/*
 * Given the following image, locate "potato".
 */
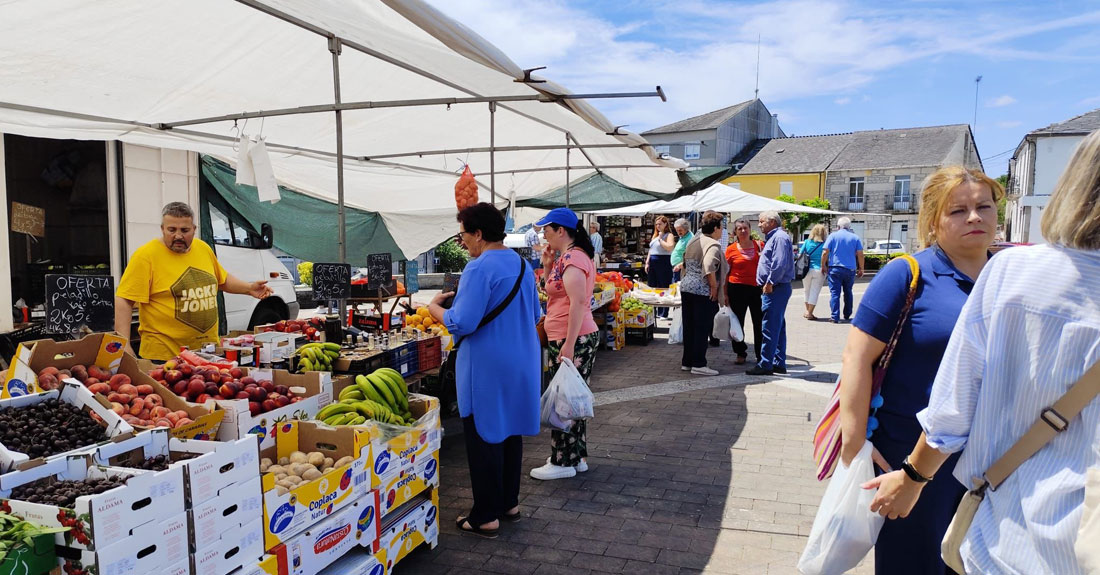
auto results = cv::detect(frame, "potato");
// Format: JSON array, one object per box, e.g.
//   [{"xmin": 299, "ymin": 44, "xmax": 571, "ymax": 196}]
[
  {"xmin": 275, "ymin": 485, "xmax": 289, "ymax": 496},
  {"xmin": 267, "ymin": 465, "xmax": 286, "ymax": 476},
  {"xmin": 275, "ymin": 472, "xmax": 288, "ymax": 481},
  {"xmin": 290, "ymin": 463, "xmax": 316, "ymax": 477},
  {"xmin": 260, "ymin": 458, "xmax": 273, "ymax": 472},
  {"xmin": 323, "ymin": 457, "xmax": 334, "ymax": 470},
  {"xmin": 301, "ymin": 468, "xmax": 322, "ymax": 481},
  {"xmin": 284, "ymin": 475, "xmax": 303, "ymax": 486},
  {"xmin": 276, "ymin": 478, "xmax": 296, "ymax": 490},
  {"xmin": 307, "ymin": 452, "xmax": 325, "ymax": 467},
  {"xmin": 334, "ymin": 456, "xmax": 354, "ymax": 468},
  {"xmin": 278, "ymin": 457, "xmax": 290, "ymax": 466},
  {"xmin": 289, "ymin": 451, "xmax": 308, "ymax": 464}
]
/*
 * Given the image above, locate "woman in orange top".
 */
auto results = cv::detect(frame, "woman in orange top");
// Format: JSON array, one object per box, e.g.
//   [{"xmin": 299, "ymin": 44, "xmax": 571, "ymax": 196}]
[{"xmin": 725, "ymin": 218, "xmax": 764, "ymax": 364}]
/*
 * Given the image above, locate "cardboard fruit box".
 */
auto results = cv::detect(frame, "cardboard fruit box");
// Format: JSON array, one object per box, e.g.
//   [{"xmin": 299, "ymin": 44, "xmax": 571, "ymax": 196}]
[
  {"xmin": 216, "ymin": 369, "xmax": 338, "ymax": 451},
  {"xmin": 118, "ymin": 354, "xmax": 225, "ymax": 440},
  {"xmin": 191, "ymin": 515, "xmax": 265, "ymax": 575},
  {"xmin": 2, "ymin": 332, "xmax": 127, "ymax": 398},
  {"xmin": 54, "ymin": 511, "xmax": 189, "ymax": 575},
  {"xmin": 373, "ymin": 488, "xmax": 439, "ymax": 568},
  {"xmin": 266, "ymin": 496, "xmax": 381, "ymax": 575},
  {"xmin": 0, "ymin": 454, "xmax": 185, "ymax": 552},
  {"xmin": 259, "ymin": 421, "xmax": 372, "ymax": 551},
  {"xmin": 376, "ymin": 451, "xmax": 439, "ymax": 519},
  {"xmin": 0, "ymin": 380, "xmax": 134, "ymax": 472}
]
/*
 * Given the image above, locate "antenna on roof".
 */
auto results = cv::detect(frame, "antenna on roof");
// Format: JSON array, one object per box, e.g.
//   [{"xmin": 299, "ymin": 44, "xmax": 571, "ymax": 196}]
[
  {"xmin": 754, "ymin": 35, "xmax": 761, "ymax": 100},
  {"xmin": 973, "ymin": 75, "xmax": 982, "ymax": 130}
]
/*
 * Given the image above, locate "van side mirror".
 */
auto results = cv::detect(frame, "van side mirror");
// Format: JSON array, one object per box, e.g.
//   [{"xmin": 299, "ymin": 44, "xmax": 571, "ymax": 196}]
[{"xmin": 260, "ymin": 223, "xmax": 274, "ymax": 249}]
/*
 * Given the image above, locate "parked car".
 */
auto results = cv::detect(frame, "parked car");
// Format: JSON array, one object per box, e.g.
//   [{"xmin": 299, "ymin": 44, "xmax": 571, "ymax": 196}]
[
  {"xmin": 864, "ymin": 240, "xmax": 906, "ymax": 255},
  {"xmin": 990, "ymin": 241, "xmax": 1030, "ymax": 255}
]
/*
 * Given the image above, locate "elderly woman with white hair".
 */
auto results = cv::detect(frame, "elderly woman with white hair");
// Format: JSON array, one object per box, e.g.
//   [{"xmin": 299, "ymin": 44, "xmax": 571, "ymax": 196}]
[{"xmin": 670, "ymin": 218, "xmax": 693, "ymax": 282}]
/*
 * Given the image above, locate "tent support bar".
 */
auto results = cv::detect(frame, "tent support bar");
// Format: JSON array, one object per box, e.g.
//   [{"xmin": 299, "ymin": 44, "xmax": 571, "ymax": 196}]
[
  {"xmin": 504, "ymin": 164, "xmax": 662, "ymax": 175},
  {"xmin": 565, "ymin": 133, "xmax": 570, "ymax": 208},
  {"xmin": 330, "ymin": 37, "xmax": 346, "ymax": 265},
  {"xmin": 157, "ymin": 91, "xmax": 663, "ymax": 129},
  {"xmin": 361, "ymin": 143, "xmax": 628, "ymax": 161},
  {"xmin": 489, "ymin": 102, "xmax": 496, "ymax": 205},
  {"xmin": 568, "ymin": 132, "xmax": 602, "ymax": 173}
]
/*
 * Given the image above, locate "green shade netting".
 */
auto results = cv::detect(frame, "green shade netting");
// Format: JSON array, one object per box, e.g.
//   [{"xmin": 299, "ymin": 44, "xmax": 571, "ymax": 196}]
[
  {"xmin": 516, "ymin": 172, "xmax": 671, "ymax": 211},
  {"xmin": 200, "ymin": 156, "xmax": 403, "ymax": 265},
  {"xmin": 676, "ymin": 166, "xmax": 738, "ymax": 196}
]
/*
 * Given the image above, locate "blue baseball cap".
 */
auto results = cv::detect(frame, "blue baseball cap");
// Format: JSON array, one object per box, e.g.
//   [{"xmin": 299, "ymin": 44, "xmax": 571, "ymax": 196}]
[{"xmin": 535, "ymin": 207, "xmax": 579, "ymax": 229}]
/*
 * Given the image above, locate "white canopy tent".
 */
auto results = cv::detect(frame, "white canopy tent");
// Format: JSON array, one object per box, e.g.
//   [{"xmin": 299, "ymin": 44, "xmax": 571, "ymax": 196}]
[
  {"xmin": 0, "ymin": 0, "xmax": 684, "ymax": 260},
  {"xmin": 589, "ymin": 183, "xmax": 855, "ymax": 217}
]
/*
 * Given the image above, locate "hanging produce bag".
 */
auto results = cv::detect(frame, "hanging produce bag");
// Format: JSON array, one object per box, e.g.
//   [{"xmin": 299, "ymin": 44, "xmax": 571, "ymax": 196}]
[{"xmin": 454, "ymin": 166, "xmax": 479, "ymax": 211}]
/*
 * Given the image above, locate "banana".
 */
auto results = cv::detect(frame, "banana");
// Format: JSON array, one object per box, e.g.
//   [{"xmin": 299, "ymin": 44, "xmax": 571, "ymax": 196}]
[
  {"xmin": 324, "ymin": 413, "xmax": 351, "ymax": 426},
  {"xmin": 363, "ymin": 374, "xmax": 392, "ymax": 406},
  {"xmin": 353, "ymin": 401, "xmax": 376, "ymax": 419},
  {"xmin": 322, "ymin": 342, "xmax": 341, "ymax": 352},
  {"xmin": 375, "ymin": 368, "xmax": 407, "ymax": 392},
  {"xmin": 347, "ymin": 415, "xmax": 367, "ymax": 425},
  {"xmin": 315, "ymin": 402, "xmax": 356, "ymax": 421},
  {"xmin": 298, "ymin": 357, "xmax": 314, "ymax": 373},
  {"xmin": 367, "ymin": 374, "xmax": 398, "ymax": 411},
  {"xmin": 324, "ymin": 349, "xmax": 340, "ymax": 359},
  {"xmin": 339, "ymin": 386, "xmax": 364, "ymax": 401},
  {"xmin": 355, "ymin": 376, "xmax": 385, "ymax": 404},
  {"xmin": 381, "ymin": 373, "xmax": 408, "ymax": 411}
]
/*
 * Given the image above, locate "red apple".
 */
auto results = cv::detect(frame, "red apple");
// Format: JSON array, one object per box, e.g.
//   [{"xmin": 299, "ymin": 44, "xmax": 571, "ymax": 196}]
[
  {"xmin": 204, "ymin": 383, "xmax": 219, "ymax": 396},
  {"xmin": 261, "ymin": 399, "xmax": 277, "ymax": 412},
  {"xmin": 149, "ymin": 368, "xmax": 165, "ymax": 381},
  {"xmin": 187, "ymin": 380, "xmax": 206, "ymax": 396},
  {"xmin": 261, "ymin": 381, "xmax": 274, "ymax": 393},
  {"xmin": 219, "ymin": 382, "xmax": 241, "ymax": 398},
  {"xmin": 249, "ymin": 387, "xmax": 267, "ymax": 402},
  {"xmin": 179, "ymin": 364, "xmax": 193, "ymax": 376},
  {"xmin": 273, "ymin": 385, "xmax": 289, "ymax": 396},
  {"xmin": 229, "ymin": 367, "xmax": 243, "ymax": 379},
  {"xmin": 236, "ymin": 390, "xmax": 251, "ymax": 399},
  {"xmin": 172, "ymin": 381, "xmax": 189, "ymax": 396},
  {"xmin": 206, "ymin": 372, "xmax": 222, "ymax": 384},
  {"xmin": 274, "ymin": 320, "xmax": 287, "ymax": 331},
  {"xmin": 248, "ymin": 402, "xmax": 262, "ymax": 416},
  {"xmin": 164, "ymin": 369, "xmax": 183, "ymax": 383},
  {"xmin": 240, "ymin": 376, "xmax": 256, "ymax": 386},
  {"xmin": 274, "ymin": 395, "xmax": 291, "ymax": 408}
]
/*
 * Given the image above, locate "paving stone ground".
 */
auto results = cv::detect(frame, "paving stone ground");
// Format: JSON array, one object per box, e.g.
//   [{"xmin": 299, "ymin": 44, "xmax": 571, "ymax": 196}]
[{"xmin": 391, "ymin": 279, "xmax": 878, "ymax": 574}]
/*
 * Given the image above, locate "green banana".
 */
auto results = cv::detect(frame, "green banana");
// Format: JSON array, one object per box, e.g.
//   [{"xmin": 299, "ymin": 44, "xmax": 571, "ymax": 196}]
[
  {"xmin": 315, "ymin": 402, "xmax": 356, "ymax": 421},
  {"xmin": 339, "ymin": 386, "xmax": 364, "ymax": 401},
  {"xmin": 358, "ymin": 381, "xmax": 386, "ymax": 406},
  {"xmin": 367, "ymin": 374, "xmax": 398, "ymax": 411},
  {"xmin": 324, "ymin": 413, "xmax": 353, "ymax": 426},
  {"xmin": 324, "ymin": 349, "xmax": 340, "ymax": 359},
  {"xmin": 299, "ymin": 357, "xmax": 314, "ymax": 373},
  {"xmin": 347, "ymin": 415, "xmax": 367, "ymax": 425},
  {"xmin": 353, "ymin": 401, "xmax": 376, "ymax": 419},
  {"xmin": 322, "ymin": 342, "xmax": 341, "ymax": 352}
]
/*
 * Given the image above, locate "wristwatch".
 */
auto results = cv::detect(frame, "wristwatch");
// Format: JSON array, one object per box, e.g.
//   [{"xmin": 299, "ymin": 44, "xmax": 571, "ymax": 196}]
[{"xmin": 901, "ymin": 457, "xmax": 933, "ymax": 483}]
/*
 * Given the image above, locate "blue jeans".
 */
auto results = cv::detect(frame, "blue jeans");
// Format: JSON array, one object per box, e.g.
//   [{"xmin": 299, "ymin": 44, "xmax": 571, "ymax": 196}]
[
  {"xmin": 758, "ymin": 282, "xmax": 791, "ymax": 371},
  {"xmin": 827, "ymin": 267, "xmax": 856, "ymax": 321}
]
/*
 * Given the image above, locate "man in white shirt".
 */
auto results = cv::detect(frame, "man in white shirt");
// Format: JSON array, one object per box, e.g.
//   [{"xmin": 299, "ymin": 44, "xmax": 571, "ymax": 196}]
[{"xmin": 589, "ymin": 222, "xmax": 604, "ymax": 268}]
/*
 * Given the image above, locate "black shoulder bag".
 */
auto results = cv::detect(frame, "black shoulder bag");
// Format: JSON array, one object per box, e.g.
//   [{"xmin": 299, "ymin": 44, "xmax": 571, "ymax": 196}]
[
  {"xmin": 440, "ymin": 258, "xmax": 528, "ymax": 401},
  {"xmin": 796, "ymin": 241, "xmax": 823, "ymax": 281}
]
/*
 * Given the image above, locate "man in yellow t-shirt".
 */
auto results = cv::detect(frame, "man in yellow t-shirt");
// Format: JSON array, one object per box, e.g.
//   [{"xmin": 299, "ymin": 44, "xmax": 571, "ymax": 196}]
[{"xmin": 114, "ymin": 202, "xmax": 274, "ymax": 361}]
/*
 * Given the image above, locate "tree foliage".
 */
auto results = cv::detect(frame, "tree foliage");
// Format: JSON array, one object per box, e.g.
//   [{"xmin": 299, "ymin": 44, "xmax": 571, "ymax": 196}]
[
  {"xmin": 996, "ymin": 174, "xmax": 1009, "ymax": 225},
  {"xmin": 435, "ymin": 238, "xmax": 470, "ymax": 272},
  {"xmin": 777, "ymin": 195, "xmax": 833, "ymax": 238}
]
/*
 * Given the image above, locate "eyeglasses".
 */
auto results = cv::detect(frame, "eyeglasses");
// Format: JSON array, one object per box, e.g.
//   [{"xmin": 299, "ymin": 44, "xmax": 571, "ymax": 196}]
[{"xmin": 454, "ymin": 231, "xmax": 469, "ymax": 242}]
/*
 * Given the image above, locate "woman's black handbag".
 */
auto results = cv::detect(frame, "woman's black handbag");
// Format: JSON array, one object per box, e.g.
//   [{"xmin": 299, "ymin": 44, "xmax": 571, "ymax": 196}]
[{"xmin": 439, "ymin": 258, "xmax": 527, "ymax": 410}]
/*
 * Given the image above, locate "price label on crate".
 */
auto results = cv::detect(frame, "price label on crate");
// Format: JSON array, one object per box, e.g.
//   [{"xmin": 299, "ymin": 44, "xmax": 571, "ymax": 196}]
[
  {"xmin": 312, "ymin": 263, "xmax": 352, "ymax": 300},
  {"xmin": 366, "ymin": 253, "xmax": 392, "ymax": 290},
  {"xmin": 45, "ymin": 274, "xmax": 114, "ymax": 334}
]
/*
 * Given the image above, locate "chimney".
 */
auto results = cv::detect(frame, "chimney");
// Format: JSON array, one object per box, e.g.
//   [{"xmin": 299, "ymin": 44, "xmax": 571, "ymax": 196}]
[{"xmin": 771, "ymin": 114, "xmax": 779, "ymax": 138}]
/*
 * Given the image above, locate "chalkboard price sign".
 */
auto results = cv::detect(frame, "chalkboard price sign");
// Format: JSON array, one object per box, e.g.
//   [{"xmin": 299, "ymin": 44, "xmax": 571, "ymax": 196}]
[
  {"xmin": 366, "ymin": 253, "xmax": 392, "ymax": 290},
  {"xmin": 312, "ymin": 263, "xmax": 352, "ymax": 300},
  {"xmin": 403, "ymin": 260, "xmax": 419, "ymax": 294},
  {"xmin": 45, "ymin": 274, "xmax": 115, "ymax": 334}
]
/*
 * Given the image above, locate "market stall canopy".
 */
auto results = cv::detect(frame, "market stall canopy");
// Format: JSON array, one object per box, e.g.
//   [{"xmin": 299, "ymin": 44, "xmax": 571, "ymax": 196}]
[
  {"xmin": 588, "ymin": 183, "xmax": 853, "ymax": 216},
  {"xmin": 516, "ymin": 172, "xmax": 673, "ymax": 212},
  {"xmin": 0, "ymin": 0, "xmax": 683, "ymax": 259}
]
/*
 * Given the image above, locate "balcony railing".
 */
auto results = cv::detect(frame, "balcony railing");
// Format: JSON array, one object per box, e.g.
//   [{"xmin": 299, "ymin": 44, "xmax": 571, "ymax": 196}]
[
  {"xmin": 847, "ymin": 200, "xmax": 865, "ymax": 211},
  {"xmin": 893, "ymin": 201, "xmax": 911, "ymax": 211}
]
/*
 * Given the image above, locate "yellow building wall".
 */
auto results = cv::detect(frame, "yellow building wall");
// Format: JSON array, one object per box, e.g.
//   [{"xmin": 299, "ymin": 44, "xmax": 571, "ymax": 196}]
[{"xmin": 722, "ymin": 173, "xmax": 823, "ymax": 202}]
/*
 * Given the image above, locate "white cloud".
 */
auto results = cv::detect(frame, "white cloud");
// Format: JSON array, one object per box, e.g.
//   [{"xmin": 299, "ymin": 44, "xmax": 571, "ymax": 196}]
[
  {"xmin": 1078, "ymin": 95, "xmax": 1100, "ymax": 107},
  {"xmin": 996, "ymin": 120, "xmax": 1023, "ymax": 128},
  {"xmin": 834, "ymin": 97, "xmax": 852, "ymax": 105},
  {"xmin": 425, "ymin": 1, "xmax": 1100, "ymax": 131},
  {"xmin": 987, "ymin": 95, "xmax": 1017, "ymax": 108}
]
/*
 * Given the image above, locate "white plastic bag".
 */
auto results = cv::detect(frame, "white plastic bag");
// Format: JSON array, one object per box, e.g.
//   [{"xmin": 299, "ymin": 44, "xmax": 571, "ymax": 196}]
[
  {"xmin": 729, "ymin": 311, "xmax": 744, "ymax": 343},
  {"xmin": 712, "ymin": 306, "xmax": 735, "ymax": 341},
  {"xmin": 797, "ymin": 441, "xmax": 884, "ymax": 575},
  {"xmin": 668, "ymin": 307, "xmax": 683, "ymax": 345},
  {"xmin": 540, "ymin": 360, "xmax": 593, "ymax": 431}
]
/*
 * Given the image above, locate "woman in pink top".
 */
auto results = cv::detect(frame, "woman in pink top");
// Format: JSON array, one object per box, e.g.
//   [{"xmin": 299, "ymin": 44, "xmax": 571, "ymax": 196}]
[{"xmin": 529, "ymin": 208, "xmax": 599, "ymax": 481}]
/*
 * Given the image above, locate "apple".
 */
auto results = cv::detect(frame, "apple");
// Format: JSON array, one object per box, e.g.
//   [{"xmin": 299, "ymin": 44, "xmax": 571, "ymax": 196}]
[
  {"xmin": 240, "ymin": 376, "xmax": 256, "ymax": 386},
  {"xmin": 236, "ymin": 390, "xmax": 251, "ymax": 399},
  {"xmin": 206, "ymin": 372, "xmax": 222, "ymax": 384},
  {"xmin": 274, "ymin": 320, "xmax": 287, "ymax": 332},
  {"xmin": 164, "ymin": 360, "xmax": 177, "ymax": 370},
  {"xmin": 219, "ymin": 382, "xmax": 241, "ymax": 398},
  {"xmin": 180, "ymin": 364, "xmax": 193, "ymax": 376},
  {"xmin": 248, "ymin": 402, "xmax": 262, "ymax": 416},
  {"xmin": 149, "ymin": 368, "xmax": 165, "ymax": 381},
  {"xmin": 274, "ymin": 395, "xmax": 291, "ymax": 408},
  {"xmin": 229, "ymin": 367, "xmax": 243, "ymax": 379},
  {"xmin": 173, "ymin": 381, "xmax": 189, "ymax": 396},
  {"xmin": 187, "ymin": 380, "xmax": 206, "ymax": 396},
  {"xmin": 204, "ymin": 383, "xmax": 219, "ymax": 396},
  {"xmin": 164, "ymin": 370, "xmax": 183, "ymax": 383},
  {"xmin": 261, "ymin": 399, "xmax": 277, "ymax": 412},
  {"xmin": 261, "ymin": 381, "xmax": 274, "ymax": 393},
  {"xmin": 273, "ymin": 385, "xmax": 289, "ymax": 396},
  {"xmin": 249, "ymin": 387, "xmax": 267, "ymax": 402}
]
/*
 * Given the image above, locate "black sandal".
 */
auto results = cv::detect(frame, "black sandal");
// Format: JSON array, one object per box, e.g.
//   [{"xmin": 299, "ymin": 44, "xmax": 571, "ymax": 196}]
[
  {"xmin": 502, "ymin": 510, "xmax": 521, "ymax": 523},
  {"xmin": 455, "ymin": 516, "xmax": 499, "ymax": 539}
]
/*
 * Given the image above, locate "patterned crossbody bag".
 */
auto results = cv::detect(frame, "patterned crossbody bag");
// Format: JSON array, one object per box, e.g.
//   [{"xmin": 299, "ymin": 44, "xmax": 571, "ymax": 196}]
[{"xmin": 812, "ymin": 255, "xmax": 919, "ymax": 480}]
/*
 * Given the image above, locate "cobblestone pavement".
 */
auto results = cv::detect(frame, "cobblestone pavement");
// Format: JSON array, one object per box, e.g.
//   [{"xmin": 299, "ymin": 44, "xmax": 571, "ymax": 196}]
[{"xmin": 393, "ymin": 279, "xmax": 878, "ymax": 574}]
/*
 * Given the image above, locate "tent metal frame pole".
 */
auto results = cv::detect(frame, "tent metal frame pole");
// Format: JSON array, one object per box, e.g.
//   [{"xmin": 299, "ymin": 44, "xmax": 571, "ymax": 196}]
[
  {"xmin": 361, "ymin": 142, "xmax": 627, "ymax": 161},
  {"xmin": 330, "ymin": 37, "xmax": 346, "ymax": 266},
  {"xmin": 506, "ymin": 164, "xmax": 661, "ymax": 175},
  {"xmin": 489, "ymin": 101, "xmax": 496, "ymax": 205},
  {"xmin": 565, "ymin": 132, "xmax": 571, "ymax": 208},
  {"xmin": 568, "ymin": 132, "xmax": 602, "ymax": 174},
  {"xmin": 158, "ymin": 91, "xmax": 663, "ymax": 130}
]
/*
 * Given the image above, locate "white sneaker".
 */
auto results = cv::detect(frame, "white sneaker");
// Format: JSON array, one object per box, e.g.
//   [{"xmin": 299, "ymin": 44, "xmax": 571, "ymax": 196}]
[
  {"xmin": 691, "ymin": 366, "xmax": 719, "ymax": 376},
  {"xmin": 530, "ymin": 462, "xmax": 577, "ymax": 480},
  {"xmin": 545, "ymin": 457, "xmax": 588, "ymax": 472},
  {"xmin": 681, "ymin": 366, "xmax": 691, "ymax": 371}
]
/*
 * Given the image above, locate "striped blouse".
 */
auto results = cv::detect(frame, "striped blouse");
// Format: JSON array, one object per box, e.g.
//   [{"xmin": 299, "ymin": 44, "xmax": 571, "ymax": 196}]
[{"xmin": 917, "ymin": 244, "xmax": 1100, "ymax": 574}]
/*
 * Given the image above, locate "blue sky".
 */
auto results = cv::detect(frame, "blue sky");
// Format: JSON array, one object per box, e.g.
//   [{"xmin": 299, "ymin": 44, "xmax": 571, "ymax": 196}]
[{"xmin": 427, "ymin": 0, "xmax": 1100, "ymax": 175}]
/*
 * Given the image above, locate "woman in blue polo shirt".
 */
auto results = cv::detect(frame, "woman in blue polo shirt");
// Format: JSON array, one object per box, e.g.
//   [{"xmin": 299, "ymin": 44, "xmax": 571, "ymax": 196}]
[{"xmin": 835, "ymin": 166, "xmax": 1003, "ymax": 574}]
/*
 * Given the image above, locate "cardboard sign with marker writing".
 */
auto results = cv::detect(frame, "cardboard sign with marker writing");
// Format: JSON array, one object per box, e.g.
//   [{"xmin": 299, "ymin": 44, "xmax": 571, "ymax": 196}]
[
  {"xmin": 366, "ymin": 253, "xmax": 391, "ymax": 290},
  {"xmin": 45, "ymin": 274, "xmax": 115, "ymax": 334},
  {"xmin": 10, "ymin": 202, "xmax": 45, "ymax": 237},
  {"xmin": 311, "ymin": 263, "xmax": 351, "ymax": 300},
  {"xmin": 403, "ymin": 260, "xmax": 419, "ymax": 294}
]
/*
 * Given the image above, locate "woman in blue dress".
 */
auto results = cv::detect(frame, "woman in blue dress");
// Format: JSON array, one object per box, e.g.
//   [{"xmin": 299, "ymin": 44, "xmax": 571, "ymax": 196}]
[
  {"xmin": 428, "ymin": 203, "xmax": 542, "ymax": 539},
  {"xmin": 836, "ymin": 166, "xmax": 1003, "ymax": 574}
]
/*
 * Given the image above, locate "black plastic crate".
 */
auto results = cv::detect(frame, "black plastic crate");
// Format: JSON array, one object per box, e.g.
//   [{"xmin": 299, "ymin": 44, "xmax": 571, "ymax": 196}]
[{"xmin": 625, "ymin": 325, "xmax": 654, "ymax": 346}]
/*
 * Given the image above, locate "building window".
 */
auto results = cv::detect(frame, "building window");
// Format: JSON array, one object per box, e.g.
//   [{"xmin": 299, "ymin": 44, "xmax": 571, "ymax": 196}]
[
  {"xmin": 780, "ymin": 181, "xmax": 793, "ymax": 196},
  {"xmin": 893, "ymin": 176, "xmax": 911, "ymax": 211},
  {"xmin": 654, "ymin": 145, "xmax": 669, "ymax": 157},
  {"xmin": 848, "ymin": 177, "xmax": 865, "ymax": 211},
  {"xmin": 683, "ymin": 144, "xmax": 701, "ymax": 160}
]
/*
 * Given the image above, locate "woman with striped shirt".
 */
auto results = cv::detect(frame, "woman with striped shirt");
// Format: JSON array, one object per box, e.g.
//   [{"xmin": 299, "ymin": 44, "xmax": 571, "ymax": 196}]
[
  {"xmin": 836, "ymin": 166, "xmax": 1003, "ymax": 574},
  {"xmin": 867, "ymin": 130, "xmax": 1100, "ymax": 574}
]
